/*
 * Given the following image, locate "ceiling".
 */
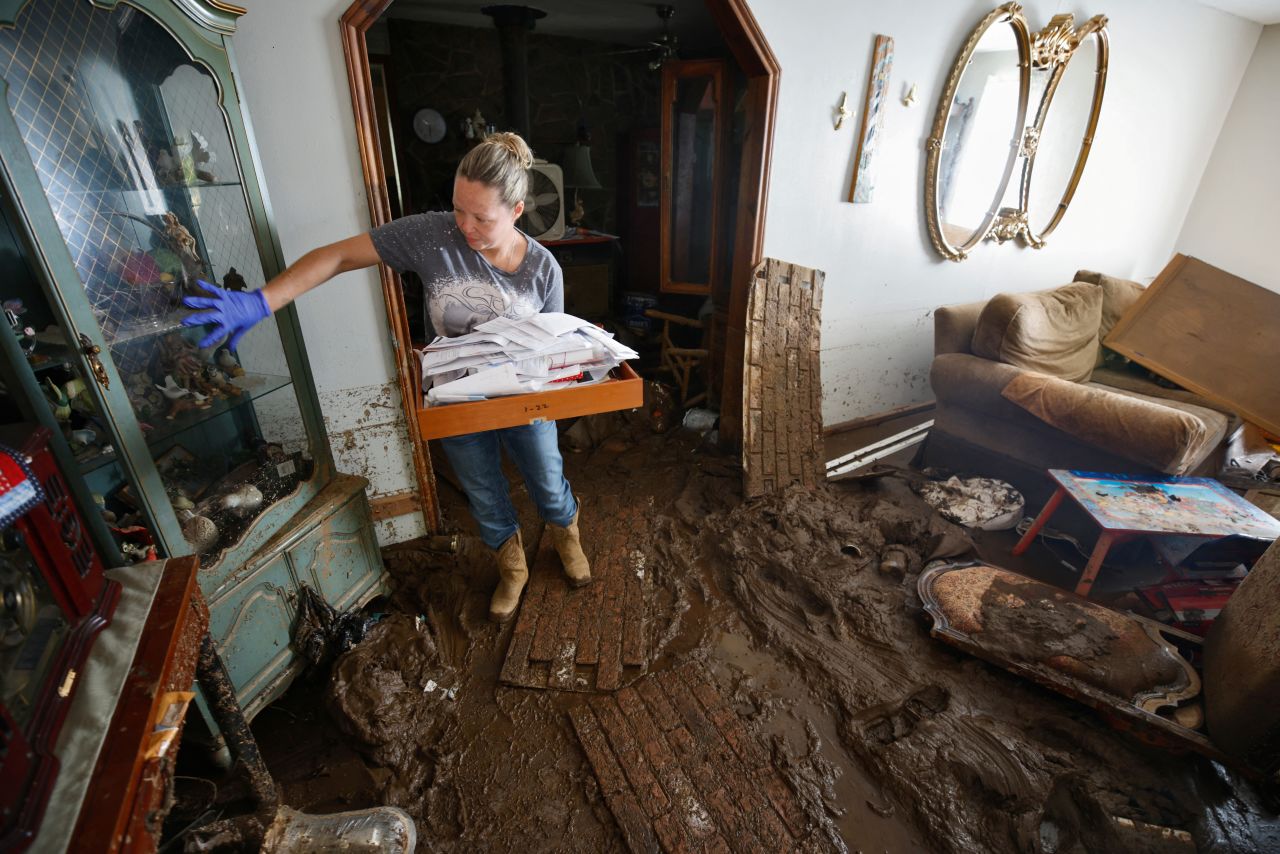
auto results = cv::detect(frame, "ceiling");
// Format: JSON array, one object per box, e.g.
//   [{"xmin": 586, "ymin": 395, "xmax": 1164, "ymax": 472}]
[
  {"xmin": 384, "ymin": 1, "xmax": 1280, "ymax": 50},
  {"xmin": 1199, "ymin": 0, "xmax": 1280, "ymax": 24},
  {"xmin": 385, "ymin": 0, "xmax": 721, "ymax": 50}
]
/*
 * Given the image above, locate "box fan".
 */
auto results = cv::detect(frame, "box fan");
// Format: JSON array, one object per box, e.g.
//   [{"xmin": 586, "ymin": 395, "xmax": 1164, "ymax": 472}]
[{"xmin": 519, "ymin": 160, "xmax": 566, "ymax": 241}]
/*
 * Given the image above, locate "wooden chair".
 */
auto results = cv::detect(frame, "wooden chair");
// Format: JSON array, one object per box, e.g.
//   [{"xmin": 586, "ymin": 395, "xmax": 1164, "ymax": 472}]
[{"xmin": 644, "ymin": 309, "xmax": 710, "ymax": 408}]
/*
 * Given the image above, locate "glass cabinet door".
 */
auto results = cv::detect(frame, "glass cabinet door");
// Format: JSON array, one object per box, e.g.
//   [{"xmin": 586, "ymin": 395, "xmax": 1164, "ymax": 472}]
[{"xmin": 0, "ymin": 0, "xmax": 316, "ymax": 566}]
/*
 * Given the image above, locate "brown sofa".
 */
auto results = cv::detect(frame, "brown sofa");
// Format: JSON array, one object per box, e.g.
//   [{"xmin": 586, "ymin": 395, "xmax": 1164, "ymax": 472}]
[{"xmin": 919, "ymin": 271, "xmax": 1238, "ymax": 496}]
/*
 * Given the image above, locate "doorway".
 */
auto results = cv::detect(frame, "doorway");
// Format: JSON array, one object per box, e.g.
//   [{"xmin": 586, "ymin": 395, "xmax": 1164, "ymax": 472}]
[{"xmin": 339, "ymin": 0, "xmax": 777, "ymax": 528}]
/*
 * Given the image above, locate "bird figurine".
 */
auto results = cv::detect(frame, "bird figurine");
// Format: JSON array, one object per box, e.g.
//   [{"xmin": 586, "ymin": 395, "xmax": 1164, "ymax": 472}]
[
  {"xmin": 216, "ymin": 348, "xmax": 245, "ymax": 378},
  {"xmin": 155, "ymin": 374, "xmax": 197, "ymax": 419},
  {"xmin": 222, "ymin": 267, "xmax": 247, "ymax": 292},
  {"xmin": 43, "ymin": 378, "xmax": 71, "ymax": 421},
  {"xmin": 155, "ymin": 374, "xmax": 190, "ymax": 400}
]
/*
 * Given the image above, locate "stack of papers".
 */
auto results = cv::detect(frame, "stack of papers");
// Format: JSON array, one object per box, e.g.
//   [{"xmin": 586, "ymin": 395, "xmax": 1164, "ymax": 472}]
[{"xmin": 421, "ymin": 313, "xmax": 638, "ymax": 404}]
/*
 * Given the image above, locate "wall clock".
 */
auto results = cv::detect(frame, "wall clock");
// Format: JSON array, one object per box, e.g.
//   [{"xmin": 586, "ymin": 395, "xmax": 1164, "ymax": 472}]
[{"xmin": 412, "ymin": 107, "xmax": 446, "ymax": 144}]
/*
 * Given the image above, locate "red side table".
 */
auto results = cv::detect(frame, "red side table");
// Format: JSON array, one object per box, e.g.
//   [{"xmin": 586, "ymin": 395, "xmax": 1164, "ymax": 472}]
[{"xmin": 1013, "ymin": 470, "xmax": 1280, "ymax": 597}]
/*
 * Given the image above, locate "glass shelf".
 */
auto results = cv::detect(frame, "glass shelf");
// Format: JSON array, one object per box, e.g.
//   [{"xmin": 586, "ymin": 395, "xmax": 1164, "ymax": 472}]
[
  {"xmin": 24, "ymin": 343, "xmax": 75, "ymax": 375},
  {"xmin": 101, "ymin": 307, "xmax": 192, "ymax": 348},
  {"xmin": 44, "ymin": 180, "xmax": 243, "ymax": 199},
  {"xmin": 76, "ymin": 370, "xmax": 293, "ymax": 475}
]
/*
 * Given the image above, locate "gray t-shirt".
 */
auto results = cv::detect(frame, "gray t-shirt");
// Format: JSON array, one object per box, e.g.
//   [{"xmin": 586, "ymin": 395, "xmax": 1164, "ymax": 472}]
[{"xmin": 370, "ymin": 211, "xmax": 563, "ymax": 339}]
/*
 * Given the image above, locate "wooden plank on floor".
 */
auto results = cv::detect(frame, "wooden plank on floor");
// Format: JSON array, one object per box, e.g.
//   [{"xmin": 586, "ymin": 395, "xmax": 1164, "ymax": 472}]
[
  {"xmin": 622, "ymin": 549, "xmax": 647, "ymax": 668},
  {"xmin": 569, "ymin": 665, "xmax": 823, "ymax": 853}
]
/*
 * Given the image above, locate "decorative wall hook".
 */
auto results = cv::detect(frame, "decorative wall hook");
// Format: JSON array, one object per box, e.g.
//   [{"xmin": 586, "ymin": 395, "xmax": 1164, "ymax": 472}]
[
  {"xmin": 902, "ymin": 82, "xmax": 918, "ymax": 106},
  {"xmin": 834, "ymin": 91, "xmax": 851, "ymax": 130}
]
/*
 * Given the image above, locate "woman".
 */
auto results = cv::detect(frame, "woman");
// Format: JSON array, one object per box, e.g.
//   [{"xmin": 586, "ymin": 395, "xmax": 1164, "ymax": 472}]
[{"xmin": 182, "ymin": 132, "xmax": 590, "ymax": 624}]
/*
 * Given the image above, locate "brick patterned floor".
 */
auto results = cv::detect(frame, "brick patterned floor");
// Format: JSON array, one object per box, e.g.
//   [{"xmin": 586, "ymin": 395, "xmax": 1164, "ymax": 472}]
[
  {"xmin": 500, "ymin": 496, "xmax": 650, "ymax": 692},
  {"xmin": 569, "ymin": 663, "xmax": 822, "ymax": 853}
]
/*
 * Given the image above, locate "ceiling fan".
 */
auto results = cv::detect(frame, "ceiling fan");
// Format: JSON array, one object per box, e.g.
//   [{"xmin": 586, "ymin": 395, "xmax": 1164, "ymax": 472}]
[{"xmin": 601, "ymin": 5, "xmax": 679, "ymax": 71}]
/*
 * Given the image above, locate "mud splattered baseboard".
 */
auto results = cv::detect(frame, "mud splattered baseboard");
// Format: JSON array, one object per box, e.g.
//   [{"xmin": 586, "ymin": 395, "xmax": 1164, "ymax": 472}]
[{"xmin": 569, "ymin": 663, "xmax": 822, "ymax": 853}]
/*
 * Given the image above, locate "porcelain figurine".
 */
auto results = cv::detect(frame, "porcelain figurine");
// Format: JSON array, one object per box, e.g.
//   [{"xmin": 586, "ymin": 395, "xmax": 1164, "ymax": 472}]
[
  {"xmin": 154, "ymin": 148, "xmax": 178, "ymax": 183},
  {"xmin": 93, "ymin": 493, "xmax": 117, "ymax": 526},
  {"xmin": 191, "ymin": 131, "xmax": 217, "ymax": 183},
  {"xmin": 43, "ymin": 378, "xmax": 71, "ymax": 422},
  {"xmin": 161, "ymin": 211, "xmax": 207, "ymax": 300},
  {"xmin": 155, "ymin": 374, "xmax": 198, "ymax": 419},
  {"xmin": 4, "ymin": 299, "xmax": 38, "ymax": 360},
  {"xmin": 216, "ymin": 348, "xmax": 245, "ymax": 378},
  {"xmin": 158, "ymin": 332, "xmax": 203, "ymax": 380},
  {"xmin": 203, "ymin": 364, "xmax": 242, "ymax": 397},
  {"xmin": 69, "ymin": 427, "xmax": 96, "ymax": 446},
  {"xmin": 179, "ymin": 509, "xmax": 219, "ymax": 553},
  {"xmin": 222, "ymin": 267, "xmax": 247, "ymax": 292},
  {"xmin": 219, "ymin": 483, "xmax": 263, "ymax": 517}
]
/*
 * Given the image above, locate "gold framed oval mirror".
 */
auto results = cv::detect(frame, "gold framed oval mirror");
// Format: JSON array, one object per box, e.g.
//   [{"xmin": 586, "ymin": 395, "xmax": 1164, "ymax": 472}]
[
  {"xmin": 1019, "ymin": 15, "xmax": 1109, "ymax": 246},
  {"xmin": 924, "ymin": 3, "xmax": 1031, "ymax": 262}
]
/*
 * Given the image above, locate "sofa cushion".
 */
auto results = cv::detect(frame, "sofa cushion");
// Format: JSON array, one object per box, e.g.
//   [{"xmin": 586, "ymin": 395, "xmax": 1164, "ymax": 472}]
[
  {"xmin": 971, "ymin": 282, "xmax": 1102, "ymax": 382},
  {"xmin": 1074, "ymin": 270, "xmax": 1146, "ymax": 366},
  {"xmin": 1001, "ymin": 371, "xmax": 1228, "ymax": 475}
]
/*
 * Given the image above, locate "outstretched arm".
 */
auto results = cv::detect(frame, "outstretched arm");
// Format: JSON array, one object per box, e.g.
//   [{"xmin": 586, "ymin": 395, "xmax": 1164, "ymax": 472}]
[
  {"xmin": 261, "ymin": 233, "xmax": 382, "ymax": 311},
  {"xmin": 183, "ymin": 233, "xmax": 382, "ymax": 350}
]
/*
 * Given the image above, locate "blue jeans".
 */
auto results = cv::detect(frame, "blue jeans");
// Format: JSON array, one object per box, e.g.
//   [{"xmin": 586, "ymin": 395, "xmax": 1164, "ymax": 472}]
[{"xmin": 439, "ymin": 421, "xmax": 578, "ymax": 549}]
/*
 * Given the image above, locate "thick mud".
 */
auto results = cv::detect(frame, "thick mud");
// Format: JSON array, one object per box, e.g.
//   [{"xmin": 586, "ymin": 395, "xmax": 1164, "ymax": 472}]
[{"xmin": 315, "ymin": 416, "xmax": 1278, "ymax": 853}]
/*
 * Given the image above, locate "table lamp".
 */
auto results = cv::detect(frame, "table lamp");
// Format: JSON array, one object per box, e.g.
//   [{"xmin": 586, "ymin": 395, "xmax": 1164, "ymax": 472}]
[{"xmin": 561, "ymin": 141, "xmax": 601, "ymax": 231}]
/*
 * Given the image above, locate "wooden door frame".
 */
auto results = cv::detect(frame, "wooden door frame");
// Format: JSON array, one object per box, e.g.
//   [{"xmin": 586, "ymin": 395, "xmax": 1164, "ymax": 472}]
[{"xmin": 338, "ymin": 0, "xmax": 777, "ymax": 526}]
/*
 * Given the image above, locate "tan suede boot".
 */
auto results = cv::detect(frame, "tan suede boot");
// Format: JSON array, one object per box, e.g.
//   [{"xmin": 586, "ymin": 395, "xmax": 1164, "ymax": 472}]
[
  {"xmin": 489, "ymin": 531, "xmax": 529, "ymax": 624},
  {"xmin": 549, "ymin": 507, "xmax": 591, "ymax": 588}
]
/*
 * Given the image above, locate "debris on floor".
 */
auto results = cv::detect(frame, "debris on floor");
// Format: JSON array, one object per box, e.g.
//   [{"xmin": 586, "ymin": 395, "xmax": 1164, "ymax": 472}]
[
  {"xmin": 913, "ymin": 474, "xmax": 1025, "ymax": 530},
  {"xmin": 261, "ymin": 805, "xmax": 417, "ymax": 853},
  {"xmin": 244, "ymin": 426, "xmax": 1279, "ymax": 854},
  {"xmin": 293, "ymin": 584, "xmax": 382, "ymax": 672}
]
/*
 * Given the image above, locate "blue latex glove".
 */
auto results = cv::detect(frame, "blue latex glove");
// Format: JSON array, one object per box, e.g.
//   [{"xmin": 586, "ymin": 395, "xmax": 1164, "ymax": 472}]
[{"xmin": 181, "ymin": 280, "xmax": 271, "ymax": 351}]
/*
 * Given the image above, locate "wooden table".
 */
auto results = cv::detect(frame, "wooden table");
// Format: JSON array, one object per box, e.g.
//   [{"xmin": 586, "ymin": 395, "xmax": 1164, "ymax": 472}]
[{"xmin": 1013, "ymin": 470, "xmax": 1280, "ymax": 597}]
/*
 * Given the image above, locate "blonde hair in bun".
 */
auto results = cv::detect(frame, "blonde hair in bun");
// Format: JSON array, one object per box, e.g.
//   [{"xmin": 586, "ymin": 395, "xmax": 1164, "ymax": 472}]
[{"xmin": 457, "ymin": 131, "xmax": 533, "ymax": 209}]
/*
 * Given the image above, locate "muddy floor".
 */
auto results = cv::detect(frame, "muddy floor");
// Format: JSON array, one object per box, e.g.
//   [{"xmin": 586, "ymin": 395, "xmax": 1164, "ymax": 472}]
[{"xmin": 247, "ymin": 416, "xmax": 1278, "ymax": 853}]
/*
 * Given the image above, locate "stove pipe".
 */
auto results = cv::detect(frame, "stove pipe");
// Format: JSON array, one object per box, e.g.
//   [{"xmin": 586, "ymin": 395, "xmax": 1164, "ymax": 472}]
[{"xmin": 480, "ymin": 5, "xmax": 546, "ymax": 142}]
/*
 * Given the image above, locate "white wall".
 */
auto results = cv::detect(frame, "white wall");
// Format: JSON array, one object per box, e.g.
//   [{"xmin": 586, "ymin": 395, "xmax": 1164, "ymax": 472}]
[
  {"xmin": 228, "ymin": 0, "xmax": 1262, "ymax": 544},
  {"xmin": 234, "ymin": 0, "xmax": 426, "ymax": 545},
  {"xmin": 745, "ymin": 0, "xmax": 1260, "ymax": 423},
  {"xmin": 1177, "ymin": 24, "xmax": 1279, "ymax": 292}
]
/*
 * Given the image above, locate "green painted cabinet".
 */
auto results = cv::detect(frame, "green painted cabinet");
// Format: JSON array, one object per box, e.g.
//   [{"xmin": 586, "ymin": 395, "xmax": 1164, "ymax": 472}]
[{"xmin": 0, "ymin": 0, "xmax": 386, "ymax": 733}]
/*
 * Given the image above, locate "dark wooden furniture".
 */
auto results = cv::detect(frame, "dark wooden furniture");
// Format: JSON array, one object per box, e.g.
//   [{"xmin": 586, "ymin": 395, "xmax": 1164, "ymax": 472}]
[
  {"xmin": 14, "ymin": 556, "xmax": 204, "ymax": 852},
  {"xmin": 541, "ymin": 232, "xmax": 618, "ymax": 320},
  {"xmin": 71, "ymin": 556, "xmax": 208, "ymax": 852},
  {"xmin": 0, "ymin": 425, "xmax": 121, "ymax": 850},
  {"xmin": 659, "ymin": 59, "xmax": 729, "ymax": 296}
]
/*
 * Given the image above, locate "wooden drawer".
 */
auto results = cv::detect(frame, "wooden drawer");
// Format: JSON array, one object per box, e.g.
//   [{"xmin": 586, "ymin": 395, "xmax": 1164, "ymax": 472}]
[{"xmin": 418, "ymin": 363, "xmax": 643, "ymax": 440}]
